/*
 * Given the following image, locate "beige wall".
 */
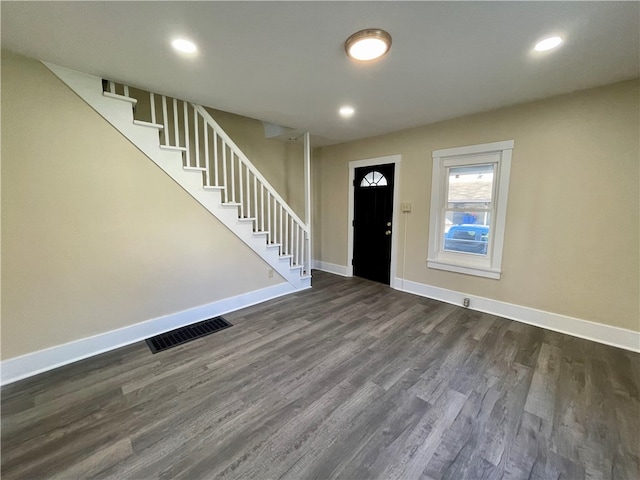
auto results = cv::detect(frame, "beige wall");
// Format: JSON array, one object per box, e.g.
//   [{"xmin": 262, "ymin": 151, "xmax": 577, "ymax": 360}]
[
  {"xmin": 1, "ymin": 51, "xmax": 284, "ymax": 360},
  {"xmin": 313, "ymin": 79, "xmax": 639, "ymax": 331}
]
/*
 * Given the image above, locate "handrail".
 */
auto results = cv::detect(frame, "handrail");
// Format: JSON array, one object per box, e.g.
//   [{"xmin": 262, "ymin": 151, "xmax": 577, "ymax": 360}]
[{"xmin": 192, "ymin": 104, "xmax": 309, "ymax": 233}]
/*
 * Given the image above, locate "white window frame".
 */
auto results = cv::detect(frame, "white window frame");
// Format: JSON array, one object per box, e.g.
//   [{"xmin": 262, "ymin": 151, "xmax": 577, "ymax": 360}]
[{"xmin": 427, "ymin": 140, "xmax": 513, "ymax": 279}]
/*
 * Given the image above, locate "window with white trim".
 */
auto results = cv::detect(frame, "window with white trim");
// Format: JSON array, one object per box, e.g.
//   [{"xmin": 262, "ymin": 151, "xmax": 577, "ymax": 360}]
[{"xmin": 427, "ymin": 140, "xmax": 513, "ymax": 279}]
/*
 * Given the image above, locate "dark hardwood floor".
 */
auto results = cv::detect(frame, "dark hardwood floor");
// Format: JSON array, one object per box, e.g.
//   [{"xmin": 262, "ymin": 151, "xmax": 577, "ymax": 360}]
[{"xmin": 2, "ymin": 271, "xmax": 639, "ymax": 479}]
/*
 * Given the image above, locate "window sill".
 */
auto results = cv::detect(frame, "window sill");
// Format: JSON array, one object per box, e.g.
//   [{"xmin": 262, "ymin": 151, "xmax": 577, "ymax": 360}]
[{"xmin": 426, "ymin": 259, "xmax": 501, "ymax": 279}]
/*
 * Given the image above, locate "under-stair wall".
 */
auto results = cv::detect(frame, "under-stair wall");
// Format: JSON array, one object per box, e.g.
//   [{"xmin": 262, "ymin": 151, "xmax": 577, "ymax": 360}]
[{"xmin": 2, "ymin": 52, "xmax": 306, "ymax": 384}]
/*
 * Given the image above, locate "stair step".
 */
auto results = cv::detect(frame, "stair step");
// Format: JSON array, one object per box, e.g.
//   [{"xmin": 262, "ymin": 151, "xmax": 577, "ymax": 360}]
[
  {"xmin": 238, "ymin": 217, "xmax": 256, "ymax": 223},
  {"xmin": 103, "ymin": 92, "xmax": 137, "ymax": 104},
  {"xmin": 279, "ymin": 254, "xmax": 293, "ymax": 260},
  {"xmin": 266, "ymin": 243, "xmax": 281, "ymax": 250},
  {"xmin": 160, "ymin": 145, "xmax": 187, "ymax": 152},
  {"xmin": 203, "ymin": 185, "xmax": 225, "ymax": 191},
  {"xmin": 184, "ymin": 166, "xmax": 207, "ymax": 171},
  {"xmin": 221, "ymin": 202, "xmax": 242, "ymax": 208},
  {"xmin": 290, "ymin": 264, "xmax": 304, "ymax": 271},
  {"xmin": 133, "ymin": 120, "xmax": 164, "ymax": 129},
  {"xmin": 253, "ymin": 230, "xmax": 269, "ymax": 236}
]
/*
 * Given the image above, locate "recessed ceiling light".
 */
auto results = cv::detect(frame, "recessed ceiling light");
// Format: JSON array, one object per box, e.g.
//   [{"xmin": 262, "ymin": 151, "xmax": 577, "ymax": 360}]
[
  {"xmin": 345, "ymin": 29, "xmax": 392, "ymax": 61},
  {"xmin": 171, "ymin": 38, "xmax": 197, "ymax": 54},
  {"xmin": 534, "ymin": 36, "xmax": 563, "ymax": 52},
  {"xmin": 339, "ymin": 106, "xmax": 355, "ymax": 117}
]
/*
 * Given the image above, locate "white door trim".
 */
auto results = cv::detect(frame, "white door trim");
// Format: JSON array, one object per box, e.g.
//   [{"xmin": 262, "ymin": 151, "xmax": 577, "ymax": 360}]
[{"xmin": 347, "ymin": 155, "xmax": 401, "ymax": 285}]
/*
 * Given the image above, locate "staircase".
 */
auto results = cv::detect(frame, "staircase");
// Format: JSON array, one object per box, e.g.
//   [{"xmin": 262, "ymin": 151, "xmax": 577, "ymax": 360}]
[{"xmin": 44, "ymin": 62, "xmax": 311, "ymax": 290}]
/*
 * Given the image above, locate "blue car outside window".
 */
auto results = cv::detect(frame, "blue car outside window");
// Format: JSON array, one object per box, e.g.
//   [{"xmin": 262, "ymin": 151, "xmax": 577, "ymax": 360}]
[{"xmin": 444, "ymin": 225, "xmax": 489, "ymax": 254}]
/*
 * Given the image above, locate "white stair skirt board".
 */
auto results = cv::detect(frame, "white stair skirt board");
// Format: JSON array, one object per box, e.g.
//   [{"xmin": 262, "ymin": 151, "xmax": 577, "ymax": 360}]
[
  {"xmin": 1, "ymin": 282, "xmax": 304, "ymax": 386},
  {"xmin": 42, "ymin": 62, "xmax": 310, "ymax": 290},
  {"xmin": 312, "ymin": 260, "xmax": 350, "ymax": 277},
  {"xmin": 394, "ymin": 277, "xmax": 640, "ymax": 353}
]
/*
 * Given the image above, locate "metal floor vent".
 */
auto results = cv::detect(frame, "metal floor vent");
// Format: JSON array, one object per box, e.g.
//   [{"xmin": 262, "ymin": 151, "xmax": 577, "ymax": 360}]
[{"xmin": 145, "ymin": 317, "xmax": 232, "ymax": 353}]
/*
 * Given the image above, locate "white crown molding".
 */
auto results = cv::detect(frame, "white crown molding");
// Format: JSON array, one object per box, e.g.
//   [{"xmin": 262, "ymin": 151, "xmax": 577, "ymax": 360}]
[{"xmin": 1, "ymin": 282, "xmax": 303, "ymax": 386}]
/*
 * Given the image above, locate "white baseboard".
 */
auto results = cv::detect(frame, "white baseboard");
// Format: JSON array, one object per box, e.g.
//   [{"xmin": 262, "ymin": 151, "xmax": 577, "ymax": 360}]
[
  {"xmin": 313, "ymin": 260, "xmax": 350, "ymax": 277},
  {"xmin": 1, "ymin": 282, "xmax": 302, "ymax": 386},
  {"xmin": 394, "ymin": 277, "xmax": 640, "ymax": 353}
]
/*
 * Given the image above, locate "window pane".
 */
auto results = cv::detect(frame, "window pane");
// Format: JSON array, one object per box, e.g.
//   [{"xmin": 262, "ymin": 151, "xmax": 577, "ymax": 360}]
[
  {"xmin": 360, "ymin": 171, "xmax": 388, "ymax": 187},
  {"xmin": 443, "ymin": 211, "xmax": 491, "ymax": 255},
  {"xmin": 447, "ymin": 164, "xmax": 494, "ymax": 209}
]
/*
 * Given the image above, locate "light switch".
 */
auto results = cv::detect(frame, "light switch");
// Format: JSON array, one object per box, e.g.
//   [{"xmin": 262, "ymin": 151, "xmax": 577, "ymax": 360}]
[{"xmin": 401, "ymin": 202, "xmax": 412, "ymax": 213}]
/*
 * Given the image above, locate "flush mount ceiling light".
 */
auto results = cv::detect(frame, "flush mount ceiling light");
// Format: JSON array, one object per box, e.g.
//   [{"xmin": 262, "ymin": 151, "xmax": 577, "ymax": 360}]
[
  {"xmin": 534, "ymin": 36, "xmax": 563, "ymax": 52},
  {"xmin": 339, "ymin": 106, "xmax": 355, "ymax": 117},
  {"xmin": 345, "ymin": 29, "xmax": 392, "ymax": 61},
  {"xmin": 171, "ymin": 38, "xmax": 197, "ymax": 54}
]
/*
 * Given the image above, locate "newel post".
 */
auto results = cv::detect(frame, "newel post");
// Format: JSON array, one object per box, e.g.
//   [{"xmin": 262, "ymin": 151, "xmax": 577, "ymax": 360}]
[{"xmin": 303, "ymin": 131, "xmax": 312, "ymax": 276}]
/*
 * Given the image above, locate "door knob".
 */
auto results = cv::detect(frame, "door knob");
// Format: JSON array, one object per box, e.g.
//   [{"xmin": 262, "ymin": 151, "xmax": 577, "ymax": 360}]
[{"xmin": 385, "ymin": 230, "xmax": 391, "ymax": 236}]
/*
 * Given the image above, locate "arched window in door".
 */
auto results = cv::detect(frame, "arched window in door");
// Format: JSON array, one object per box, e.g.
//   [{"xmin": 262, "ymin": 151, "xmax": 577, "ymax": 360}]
[{"xmin": 360, "ymin": 170, "xmax": 388, "ymax": 187}]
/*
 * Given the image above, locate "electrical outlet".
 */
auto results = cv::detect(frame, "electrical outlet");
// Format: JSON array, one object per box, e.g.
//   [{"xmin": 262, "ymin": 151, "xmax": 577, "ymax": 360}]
[
  {"xmin": 401, "ymin": 202, "xmax": 412, "ymax": 213},
  {"xmin": 268, "ymin": 269, "xmax": 274, "ymax": 278}
]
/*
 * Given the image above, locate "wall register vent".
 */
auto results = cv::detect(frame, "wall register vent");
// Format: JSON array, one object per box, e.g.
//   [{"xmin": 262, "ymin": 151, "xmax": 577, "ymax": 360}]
[{"xmin": 145, "ymin": 317, "xmax": 232, "ymax": 353}]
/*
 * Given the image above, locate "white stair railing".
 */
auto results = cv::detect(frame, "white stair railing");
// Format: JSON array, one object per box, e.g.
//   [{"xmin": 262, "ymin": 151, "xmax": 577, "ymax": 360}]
[{"xmin": 103, "ymin": 81, "xmax": 311, "ymax": 277}]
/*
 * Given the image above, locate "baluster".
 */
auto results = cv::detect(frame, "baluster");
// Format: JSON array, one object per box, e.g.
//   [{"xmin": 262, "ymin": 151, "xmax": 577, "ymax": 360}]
[
  {"xmin": 246, "ymin": 166, "xmax": 251, "ymax": 219},
  {"xmin": 284, "ymin": 210, "xmax": 289, "ymax": 255},
  {"xmin": 303, "ymin": 233, "xmax": 307, "ymax": 274},
  {"xmin": 296, "ymin": 224, "xmax": 300, "ymax": 266},
  {"xmin": 222, "ymin": 142, "xmax": 228, "ymax": 202},
  {"xmin": 109, "ymin": 81, "xmax": 115, "ymax": 93},
  {"xmin": 273, "ymin": 203, "xmax": 285, "ymax": 255},
  {"xmin": 238, "ymin": 158, "xmax": 244, "ymax": 217},
  {"xmin": 230, "ymin": 149, "xmax": 235, "ymax": 204},
  {"xmin": 260, "ymin": 184, "xmax": 265, "ymax": 232},
  {"xmin": 292, "ymin": 223, "xmax": 297, "ymax": 265},
  {"xmin": 123, "ymin": 85, "xmax": 129, "ymax": 97},
  {"xmin": 194, "ymin": 108, "xmax": 200, "ymax": 169},
  {"xmin": 183, "ymin": 101, "xmax": 190, "ymax": 167},
  {"xmin": 300, "ymin": 232, "xmax": 304, "ymax": 272},
  {"xmin": 172, "ymin": 98, "xmax": 179, "ymax": 147},
  {"xmin": 292, "ymin": 218, "xmax": 295, "ymax": 263},
  {"xmin": 253, "ymin": 176, "xmax": 258, "ymax": 227},
  {"xmin": 150, "ymin": 92, "xmax": 156, "ymax": 125},
  {"xmin": 213, "ymin": 131, "xmax": 219, "ymax": 186},
  {"xmin": 204, "ymin": 122, "xmax": 210, "ymax": 186},
  {"xmin": 267, "ymin": 191, "xmax": 271, "ymax": 243},
  {"xmin": 161, "ymin": 96, "xmax": 169, "ymax": 146}
]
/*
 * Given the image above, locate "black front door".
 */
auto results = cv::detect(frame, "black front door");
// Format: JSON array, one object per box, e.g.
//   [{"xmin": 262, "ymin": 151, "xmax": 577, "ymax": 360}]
[{"xmin": 353, "ymin": 163, "xmax": 395, "ymax": 284}]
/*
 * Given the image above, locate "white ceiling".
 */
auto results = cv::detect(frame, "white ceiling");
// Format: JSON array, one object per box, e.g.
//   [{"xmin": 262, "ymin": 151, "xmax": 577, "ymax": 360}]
[{"xmin": 2, "ymin": 1, "xmax": 639, "ymax": 146}]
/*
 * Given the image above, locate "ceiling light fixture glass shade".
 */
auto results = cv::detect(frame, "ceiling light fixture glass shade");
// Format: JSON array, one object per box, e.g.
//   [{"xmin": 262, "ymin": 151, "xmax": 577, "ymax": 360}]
[
  {"xmin": 339, "ymin": 106, "xmax": 355, "ymax": 117},
  {"xmin": 534, "ymin": 36, "xmax": 563, "ymax": 52},
  {"xmin": 345, "ymin": 29, "xmax": 392, "ymax": 61},
  {"xmin": 171, "ymin": 38, "xmax": 197, "ymax": 54}
]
